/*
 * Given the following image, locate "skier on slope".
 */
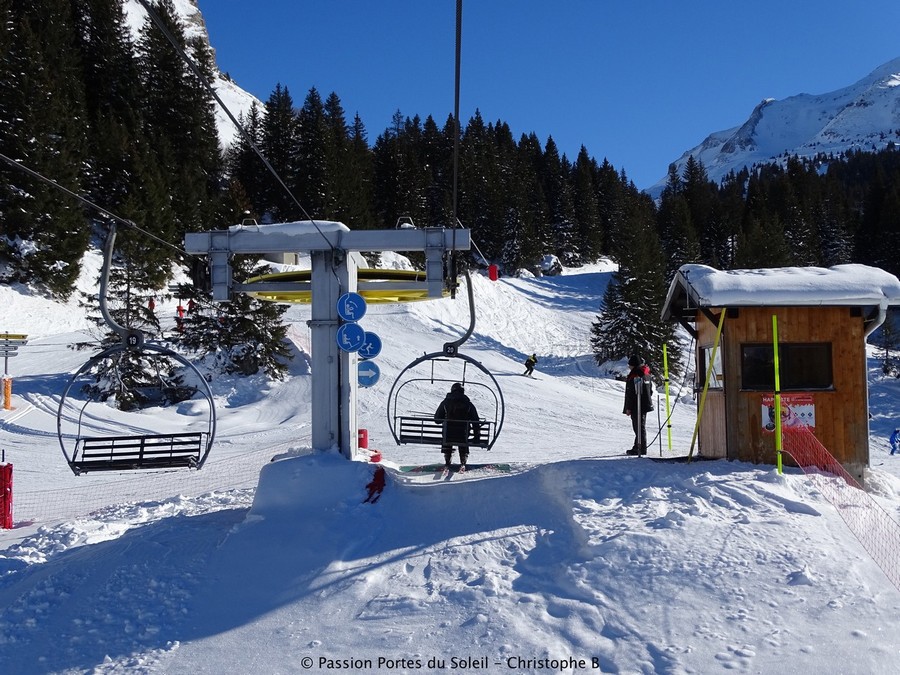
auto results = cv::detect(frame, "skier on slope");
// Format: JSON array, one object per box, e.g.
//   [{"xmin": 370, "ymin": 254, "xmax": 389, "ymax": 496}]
[
  {"xmin": 623, "ymin": 354, "xmax": 654, "ymax": 456},
  {"xmin": 434, "ymin": 382, "xmax": 481, "ymax": 470},
  {"xmin": 523, "ymin": 353, "xmax": 538, "ymax": 377}
]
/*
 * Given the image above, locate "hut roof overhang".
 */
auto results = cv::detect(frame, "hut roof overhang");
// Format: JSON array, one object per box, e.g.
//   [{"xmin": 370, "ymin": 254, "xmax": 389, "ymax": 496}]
[{"xmin": 661, "ymin": 263, "xmax": 900, "ymax": 323}]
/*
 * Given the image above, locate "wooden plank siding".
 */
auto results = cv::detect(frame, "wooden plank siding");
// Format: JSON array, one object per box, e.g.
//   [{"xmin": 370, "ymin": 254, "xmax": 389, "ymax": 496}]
[{"xmin": 694, "ymin": 306, "xmax": 869, "ymax": 476}]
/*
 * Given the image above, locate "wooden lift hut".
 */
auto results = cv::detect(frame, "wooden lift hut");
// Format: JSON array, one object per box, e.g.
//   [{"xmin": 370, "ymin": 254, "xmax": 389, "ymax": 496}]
[{"xmin": 661, "ymin": 263, "xmax": 900, "ymax": 481}]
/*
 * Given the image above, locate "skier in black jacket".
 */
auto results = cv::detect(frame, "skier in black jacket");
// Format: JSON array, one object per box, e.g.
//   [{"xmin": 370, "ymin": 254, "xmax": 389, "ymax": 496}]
[
  {"xmin": 434, "ymin": 382, "xmax": 481, "ymax": 469},
  {"xmin": 623, "ymin": 354, "xmax": 653, "ymax": 455}
]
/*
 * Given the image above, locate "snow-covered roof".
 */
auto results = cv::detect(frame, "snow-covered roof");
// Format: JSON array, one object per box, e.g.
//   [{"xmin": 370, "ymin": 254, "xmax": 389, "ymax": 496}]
[
  {"xmin": 227, "ymin": 220, "xmax": 350, "ymax": 235},
  {"xmin": 662, "ymin": 263, "xmax": 900, "ymax": 321}
]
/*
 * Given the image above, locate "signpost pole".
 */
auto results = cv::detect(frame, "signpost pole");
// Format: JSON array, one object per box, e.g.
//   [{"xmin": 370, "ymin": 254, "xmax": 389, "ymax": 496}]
[{"xmin": 0, "ymin": 333, "xmax": 27, "ymax": 410}]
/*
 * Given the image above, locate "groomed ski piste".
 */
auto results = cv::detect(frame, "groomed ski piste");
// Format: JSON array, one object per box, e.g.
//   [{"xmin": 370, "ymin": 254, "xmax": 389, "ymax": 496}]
[{"xmin": 2, "ymin": 251, "xmax": 900, "ymax": 674}]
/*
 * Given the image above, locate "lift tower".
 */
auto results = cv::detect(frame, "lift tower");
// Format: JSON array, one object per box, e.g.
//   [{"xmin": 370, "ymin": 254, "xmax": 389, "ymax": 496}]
[{"xmin": 184, "ymin": 221, "xmax": 470, "ymax": 460}]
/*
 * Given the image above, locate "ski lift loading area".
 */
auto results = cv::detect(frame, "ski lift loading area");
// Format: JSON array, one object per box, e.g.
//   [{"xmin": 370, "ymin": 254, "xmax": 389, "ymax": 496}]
[{"xmin": 183, "ymin": 220, "xmax": 504, "ymax": 460}]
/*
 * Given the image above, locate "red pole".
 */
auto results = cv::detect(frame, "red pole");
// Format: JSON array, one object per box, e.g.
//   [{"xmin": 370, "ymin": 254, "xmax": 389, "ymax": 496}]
[
  {"xmin": 357, "ymin": 429, "xmax": 381, "ymax": 462},
  {"xmin": 0, "ymin": 461, "xmax": 12, "ymax": 529}
]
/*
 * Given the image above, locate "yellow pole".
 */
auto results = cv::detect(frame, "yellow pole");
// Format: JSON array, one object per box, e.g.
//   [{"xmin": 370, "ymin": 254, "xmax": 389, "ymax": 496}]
[
  {"xmin": 688, "ymin": 309, "xmax": 727, "ymax": 461},
  {"xmin": 772, "ymin": 315, "xmax": 783, "ymax": 475},
  {"xmin": 663, "ymin": 343, "xmax": 673, "ymax": 452}
]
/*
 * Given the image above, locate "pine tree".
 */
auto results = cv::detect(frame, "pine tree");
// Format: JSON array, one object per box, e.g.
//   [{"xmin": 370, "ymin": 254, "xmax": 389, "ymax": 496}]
[
  {"xmin": 713, "ymin": 170, "xmax": 747, "ymax": 269},
  {"xmin": 594, "ymin": 159, "xmax": 625, "ymax": 258},
  {"xmin": 490, "ymin": 122, "xmax": 527, "ymax": 271},
  {"xmin": 738, "ymin": 172, "xmax": 792, "ymax": 267},
  {"xmin": 816, "ymin": 172, "xmax": 853, "ymax": 267},
  {"xmin": 570, "ymin": 147, "xmax": 603, "ymax": 264},
  {"xmin": 420, "ymin": 114, "xmax": 453, "ymax": 229},
  {"xmin": 260, "ymin": 83, "xmax": 299, "ymax": 221},
  {"xmin": 656, "ymin": 165, "xmax": 700, "ymax": 280},
  {"xmin": 591, "ymin": 189, "xmax": 681, "ymax": 381},
  {"xmin": 76, "ymin": 248, "xmax": 182, "ymax": 411},
  {"xmin": 71, "ymin": 0, "xmax": 146, "ymax": 216},
  {"xmin": 372, "ymin": 110, "xmax": 429, "ymax": 231},
  {"xmin": 0, "ymin": 0, "xmax": 90, "ymax": 297},
  {"xmin": 514, "ymin": 132, "xmax": 549, "ymax": 268},
  {"xmin": 541, "ymin": 137, "xmax": 577, "ymax": 265},
  {"xmin": 174, "ymin": 256, "xmax": 293, "ymax": 379},
  {"xmin": 680, "ymin": 156, "xmax": 718, "ymax": 263},
  {"xmin": 136, "ymin": 0, "xmax": 222, "ymax": 266},
  {"xmin": 225, "ymin": 101, "xmax": 267, "ymax": 218},
  {"xmin": 345, "ymin": 113, "xmax": 376, "ymax": 228},
  {"xmin": 371, "ymin": 112, "xmax": 402, "ymax": 229},
  {"xmin": 295, "ymin": 87, "xmax": 328, "ymax": 218},
  {"xmin": 457, "ymin": 113, "xmax": 504, "ymax": 264}
]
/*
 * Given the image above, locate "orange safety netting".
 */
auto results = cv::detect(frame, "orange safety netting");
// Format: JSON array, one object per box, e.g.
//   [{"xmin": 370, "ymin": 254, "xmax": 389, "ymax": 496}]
[{"xmin": 781, "ymin": 418, "xmax": 900, "ymax": 592}]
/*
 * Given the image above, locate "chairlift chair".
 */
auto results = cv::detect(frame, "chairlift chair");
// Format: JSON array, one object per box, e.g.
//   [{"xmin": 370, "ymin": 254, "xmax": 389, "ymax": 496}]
[
  {"xmin": 387, "ymin": 350, "xmax": 504, "ymax": 450},
  {"xmin": 56, "ymin": 224, "xmax": 216, "ymax": 475},
  {"xmin": 386, "ymin": 268, "xmax": 505, "ymax": 450}
]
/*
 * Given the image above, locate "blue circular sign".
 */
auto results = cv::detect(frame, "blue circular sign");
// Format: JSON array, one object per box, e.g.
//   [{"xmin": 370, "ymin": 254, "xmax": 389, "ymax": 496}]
[
  {"xmin": 337, "ymin": 292, "xmax": 366, "ymax": 322},
  {"xmin": 336, "ymin": 323, "xmax": 366, "ymax": 352},
  {"xmin": 358, "ymin": 361, "xmax": 381, "ymax": 388},
  {"xmin": 358, "ymin": 332, "xmax": 382, "ymax": 360}
]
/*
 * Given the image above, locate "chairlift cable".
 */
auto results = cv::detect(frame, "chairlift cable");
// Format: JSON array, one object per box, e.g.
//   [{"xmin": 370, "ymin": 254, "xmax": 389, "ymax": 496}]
[
  {"xmin": 134, "ymin": 0, "xmax": 336, "ymax": 255},
  {"xmin": 0, "ymin": 151, "xmax": 188, "ymax": 258},
  {"xmin": 467, "ymin": 232, "xmax": 489, "ymax": 266},
  {"xmin": 451, "ymin": 0, "xmax": 462, "ymax": 241},
  {"xmin": 447, "ymin": 0, "xmax": 463, "ymax": 299}
]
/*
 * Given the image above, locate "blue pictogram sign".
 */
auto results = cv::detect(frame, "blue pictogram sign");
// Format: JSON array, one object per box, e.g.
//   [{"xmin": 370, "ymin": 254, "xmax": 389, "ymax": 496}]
[
  {"xmin": 358, "ymin": 361, "xmax": 381, "ymax": 387},
  {"xmin": 337, "ymin": 292, "xmax": 367, "ymax": 322},
  {"xmin": 336, "ymin": 323, "xmax": 366, "ymax": 352},
  {"xmin": 358, "ymin": 332, "xmax": 382, "ymax": 360}
]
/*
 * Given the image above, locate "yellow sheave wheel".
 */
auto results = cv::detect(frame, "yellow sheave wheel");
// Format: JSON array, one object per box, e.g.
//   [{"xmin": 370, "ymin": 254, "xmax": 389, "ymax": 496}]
[{"xmin": 243, "ymin": 268, "xmax": 450, "ymax": 304}]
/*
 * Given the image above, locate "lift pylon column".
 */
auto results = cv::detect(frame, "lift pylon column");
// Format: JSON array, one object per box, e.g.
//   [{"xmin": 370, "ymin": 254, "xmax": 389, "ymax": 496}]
[{"xmin": 309, "ymin": 250, "xmax": 358, "ymax": 457}]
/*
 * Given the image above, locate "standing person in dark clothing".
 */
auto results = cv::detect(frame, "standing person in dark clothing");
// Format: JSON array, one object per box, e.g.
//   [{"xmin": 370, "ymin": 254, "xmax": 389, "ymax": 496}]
[
  {"xmin": 434, "ymin": 382, "xmax": 481, "ymax": 469},
  {"xmin": 523, "ymin": 353, "xmax": 538, "ymax": 377},
  {"xmin": 623, "ymin": 354, "xmax": 653, "ymax": 455}
]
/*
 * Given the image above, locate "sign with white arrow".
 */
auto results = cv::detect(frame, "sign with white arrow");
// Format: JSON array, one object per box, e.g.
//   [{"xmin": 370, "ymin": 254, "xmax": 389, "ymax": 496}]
[{"xmin": 358, "ymin": 361, "xmax": 381, "ymax": 388}]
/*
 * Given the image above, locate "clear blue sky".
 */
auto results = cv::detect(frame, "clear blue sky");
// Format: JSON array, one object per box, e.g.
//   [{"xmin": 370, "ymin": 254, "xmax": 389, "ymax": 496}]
[{"xmin": 198, "ymin": 0, "xmax": 900, "ymax": 190}]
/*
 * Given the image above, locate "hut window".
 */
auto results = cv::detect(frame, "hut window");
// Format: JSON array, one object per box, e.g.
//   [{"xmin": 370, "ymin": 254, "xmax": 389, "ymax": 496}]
[
  {"xmin": 701, "ymin": 346, "xmax": 724, "ymax": 389},
  {"xmin": 740, "ymin": 343, "xmax": 833, "ymax": 391}
]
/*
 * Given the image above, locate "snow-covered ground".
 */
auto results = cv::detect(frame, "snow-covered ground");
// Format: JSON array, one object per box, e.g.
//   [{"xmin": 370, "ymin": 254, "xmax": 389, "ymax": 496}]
[{"xmin": 2, "ymin": 253, "xmax": 900, "ymax": 674}]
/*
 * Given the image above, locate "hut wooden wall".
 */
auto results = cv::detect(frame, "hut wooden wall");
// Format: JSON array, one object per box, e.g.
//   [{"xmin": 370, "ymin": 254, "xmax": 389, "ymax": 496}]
[{"xmin": 695, "ymin": 306, "xmax": 869, "ymax": 475}]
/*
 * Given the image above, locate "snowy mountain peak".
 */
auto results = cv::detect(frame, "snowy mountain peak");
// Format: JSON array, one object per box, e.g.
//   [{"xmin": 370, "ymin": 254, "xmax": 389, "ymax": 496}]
[{"xmin": 649, "ymin": 56, "xmax": 900, "ymax": 195}]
